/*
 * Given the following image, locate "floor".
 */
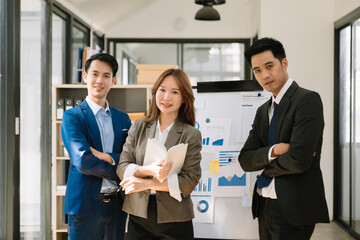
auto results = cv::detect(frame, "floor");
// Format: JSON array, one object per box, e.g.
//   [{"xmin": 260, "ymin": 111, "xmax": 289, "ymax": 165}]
[
  {"xmin": 194, "ymin": 221, "xmax": 357, "ymax": 240},
  {"xmin": 312, "ymin": 221, "xmax": 355, "ymax": 240}
]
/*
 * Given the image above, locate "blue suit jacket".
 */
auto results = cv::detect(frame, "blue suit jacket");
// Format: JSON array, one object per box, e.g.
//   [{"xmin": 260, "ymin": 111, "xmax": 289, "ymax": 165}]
[{"xmin": 61, "ymin": 100, "xmax": 131, "ymax": 215}]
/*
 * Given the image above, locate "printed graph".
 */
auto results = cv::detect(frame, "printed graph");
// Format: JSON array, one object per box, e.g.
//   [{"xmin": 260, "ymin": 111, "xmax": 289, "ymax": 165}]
[
  {"xmin": 218, "ymin": 173, "xmax": 246, "ymax": 187},
  {"xmin": 193, "ymin": 177, "xmax": 212, "ymax": 193},
  {"xmin": 219, "ymin": 150, "xmax": 240, "ymax": 166}
]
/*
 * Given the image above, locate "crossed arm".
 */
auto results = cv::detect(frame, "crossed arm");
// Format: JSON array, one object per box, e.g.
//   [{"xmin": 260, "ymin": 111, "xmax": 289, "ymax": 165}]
[
  {"xmin": 239, "ymin": 91, "xmax": 323, "ymax": 177},
  {"xmin": 90, "ymin": 146, "xmax": 113, "ymax": 164},
  {"xmin": 120, "ymin": 161, "xmax": 173, "ymax": 194}
]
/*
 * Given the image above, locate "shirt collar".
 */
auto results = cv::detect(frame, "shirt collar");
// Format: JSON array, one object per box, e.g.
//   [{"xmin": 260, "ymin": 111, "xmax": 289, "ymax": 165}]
[
  {"xmin": 156, "ymin": 118, "xmax": 175, "ymax": 134},
  {"xmin": 272, "ymin": 78, "xmax": 294, "ymax": 105},
  {"xmin": 85, "ymin": 96, "xmax": 111, "ymax": 115}
]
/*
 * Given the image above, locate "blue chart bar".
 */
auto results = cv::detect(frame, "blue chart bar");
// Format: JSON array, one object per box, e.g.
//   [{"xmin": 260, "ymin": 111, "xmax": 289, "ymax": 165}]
[
  {"xmin": 202, "ymin": 137, "xmax": 210, "ymax": 145},
  {"xmin": 194, "ymin": 178, "xmax": 212, "ymax": 192},
  {"xmin": 219, "ymin": 151, "xmax": 240, "ymax": 166}
]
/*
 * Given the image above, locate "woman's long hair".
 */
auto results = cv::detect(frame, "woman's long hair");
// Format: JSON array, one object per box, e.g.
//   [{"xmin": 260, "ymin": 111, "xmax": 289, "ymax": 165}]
[{"xmin": 143, "ymin": 68, "xmax": 195, "ymax": 126}]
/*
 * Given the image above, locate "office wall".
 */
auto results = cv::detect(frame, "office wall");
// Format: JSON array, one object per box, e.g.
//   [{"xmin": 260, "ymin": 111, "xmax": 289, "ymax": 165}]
[
  {"xmin": 334, "ymin": 0, "xmax": 360, "ymax": 21},
  {"xmin": 106, "ymin": 0, "xmax": 260, "ymax": 38}
]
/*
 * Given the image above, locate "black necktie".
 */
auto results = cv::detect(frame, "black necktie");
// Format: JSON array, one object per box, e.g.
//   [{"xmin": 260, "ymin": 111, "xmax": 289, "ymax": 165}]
[{"xmin": 257, "ymin": 102, "xmax": 277, "ymax": 189}]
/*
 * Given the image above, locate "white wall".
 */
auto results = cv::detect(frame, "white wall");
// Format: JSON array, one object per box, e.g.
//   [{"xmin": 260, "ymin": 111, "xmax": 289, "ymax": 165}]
[
  {"xmin": 258, "ymin": 0, "xmax": 335, "ymax": 219},
  {"xmin": 106, "ymin": 0, "xmax": 259, "ymax": 38},
  {"xmin": 334, "ymin": 0, "xmax": 360, "ymax": 21}
]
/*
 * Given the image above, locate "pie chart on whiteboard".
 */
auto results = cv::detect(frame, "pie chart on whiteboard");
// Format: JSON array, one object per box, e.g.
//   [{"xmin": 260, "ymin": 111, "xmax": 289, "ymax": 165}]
[{"xmin": 197, "ymin": 200, "xmax": 209, "ymax": 213}]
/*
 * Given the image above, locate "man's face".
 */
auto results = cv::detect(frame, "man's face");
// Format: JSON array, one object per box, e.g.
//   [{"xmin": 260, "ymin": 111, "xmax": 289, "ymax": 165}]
[
  {"xmin": 251, "ymin": 50, "xmax": 289, "ymax": 97},
  {"xmin": 83, "ymin": 60, "xmax": 116, "ymax": 103}
]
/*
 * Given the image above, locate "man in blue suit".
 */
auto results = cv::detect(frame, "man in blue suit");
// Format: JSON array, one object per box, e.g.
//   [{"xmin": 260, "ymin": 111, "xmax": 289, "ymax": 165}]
[{"xmin": 61, "ymin": 53, "xmax": 131, "ymax": 239}]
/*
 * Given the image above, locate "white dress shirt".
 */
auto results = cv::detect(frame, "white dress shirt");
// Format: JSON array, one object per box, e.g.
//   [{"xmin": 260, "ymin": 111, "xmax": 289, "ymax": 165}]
[
  {"xmin": 258, "ymin": 78, "xmax": 294, "ymax": 199},
  {"xmin": 85, "ymin": 97, "xmax": 118, "ymax": 193}
]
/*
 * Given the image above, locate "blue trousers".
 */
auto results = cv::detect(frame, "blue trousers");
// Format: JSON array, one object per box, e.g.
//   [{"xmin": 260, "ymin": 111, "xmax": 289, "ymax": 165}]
[{"xmin": 67, "ymin": 198, "xmax": 127, "ymax": 240}]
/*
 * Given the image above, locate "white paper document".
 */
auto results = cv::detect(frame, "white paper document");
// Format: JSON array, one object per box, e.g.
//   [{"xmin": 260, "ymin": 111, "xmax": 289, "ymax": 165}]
[
  {"xmin": 196, "ymin": 118, "xmax": 231, "ymax": 147},
  {"xmin": 143, "ymin": 138, "xmax": 188, "ymax": 182},
  {"xmin": 237, "ymin": 92, "xmax": 271, "ymax": 142},
  {"xmin": 213, "ymin": 145, "xmax": 250, "ymax": 197}
]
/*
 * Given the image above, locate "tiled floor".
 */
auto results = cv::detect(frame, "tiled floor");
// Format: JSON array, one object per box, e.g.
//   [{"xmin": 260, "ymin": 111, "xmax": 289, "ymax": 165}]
[{"xmin": 312, "ymin": 221, "xmax": 355, "ymax": 240}]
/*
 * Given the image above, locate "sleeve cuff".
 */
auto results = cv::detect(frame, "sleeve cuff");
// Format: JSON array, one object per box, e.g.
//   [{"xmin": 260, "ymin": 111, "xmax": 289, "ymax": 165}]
[
  {"xmin": 124, "ymin": 164, "xmax": 138, "ymax": 179},
  {"xmin": 268, "ymin": 145, "xmax": 276, "ymax": 162},
  {"xmin": 167, "ymin": 174, "xmax": 182, "ymax": 202}
]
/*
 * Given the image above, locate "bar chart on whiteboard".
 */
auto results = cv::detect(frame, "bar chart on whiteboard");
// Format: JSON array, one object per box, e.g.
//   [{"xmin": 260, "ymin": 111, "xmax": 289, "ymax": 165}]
[{"xmin": 192, "ymin": 87, "xmax": 269, "ymax": 239}]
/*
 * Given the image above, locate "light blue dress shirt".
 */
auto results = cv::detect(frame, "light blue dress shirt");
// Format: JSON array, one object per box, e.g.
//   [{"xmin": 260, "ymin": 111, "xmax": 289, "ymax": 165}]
[{"xmin": 86, "ymin": 97, "xmax": 118, "ymax": 193}]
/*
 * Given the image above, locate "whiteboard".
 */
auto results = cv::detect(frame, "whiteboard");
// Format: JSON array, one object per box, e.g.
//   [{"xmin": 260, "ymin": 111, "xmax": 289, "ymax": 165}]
[{"xmin": 192, "ymin": 89, "xmax": 271, "ymax": 239}]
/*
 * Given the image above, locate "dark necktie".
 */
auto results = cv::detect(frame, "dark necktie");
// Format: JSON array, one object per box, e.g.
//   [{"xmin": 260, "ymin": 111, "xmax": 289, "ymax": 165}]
[{"xmin": 257, "ymin": 102, "xmax": 278, "ymax": 189}]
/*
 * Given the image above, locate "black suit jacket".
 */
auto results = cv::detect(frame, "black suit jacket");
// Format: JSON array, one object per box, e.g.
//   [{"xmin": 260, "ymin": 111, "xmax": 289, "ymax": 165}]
[{"xmin": 238, "ymin": 81, "xmax": 329, "ymax": 226}]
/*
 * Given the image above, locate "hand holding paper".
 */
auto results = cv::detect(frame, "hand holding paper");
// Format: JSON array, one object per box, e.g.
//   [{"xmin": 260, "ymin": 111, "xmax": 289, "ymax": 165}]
[
  {"xmin": 143, "ymin": 138, "xmax": 188, "ymax": 182},
  {"xmin": 149, "ymin": 159, "xmax": 173, "ymax": 181}
]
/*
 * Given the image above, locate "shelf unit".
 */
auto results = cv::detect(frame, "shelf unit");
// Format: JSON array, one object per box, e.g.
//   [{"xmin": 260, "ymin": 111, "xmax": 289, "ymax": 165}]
[{"xmin": 52, "ymin": 84, "xmax": 152, "ymax": 239}]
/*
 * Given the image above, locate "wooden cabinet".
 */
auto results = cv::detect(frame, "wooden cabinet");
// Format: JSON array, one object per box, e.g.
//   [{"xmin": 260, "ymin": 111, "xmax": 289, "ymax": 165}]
[{"xmin": 51, "ymin": 84, "xmax": 152, "ymax": 239}]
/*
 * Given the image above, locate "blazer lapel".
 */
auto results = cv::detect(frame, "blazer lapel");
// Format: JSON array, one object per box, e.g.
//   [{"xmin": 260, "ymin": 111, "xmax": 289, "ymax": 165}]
[
  {"xmin": 276, "ymin": 81, "xmax": 298, "ymax": 139},
  {"xmin": 164, "ymin": 119, "xmax": 183, "ymax": 150},
  {"xmin": 145, "ymin": 120, "xmax": 157, "ymax": 140},
  {"xmin": 262, "ymin": 98, "xmax": 272, "ymax": 144},
  {"xmin": 80, "ymin": 101, "xmax": 103, "ymax": 151},
  {"xmin": 110, "ymin": 106, "xmax": 120, "ymax": 152},
  {"xmin": 139, "ymin": 121, "xmax": 157, "ymax": 166}
]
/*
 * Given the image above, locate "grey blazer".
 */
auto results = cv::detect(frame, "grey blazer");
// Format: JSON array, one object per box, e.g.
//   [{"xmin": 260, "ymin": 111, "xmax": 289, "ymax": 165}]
[{"xmin": 117, "ymin": 118, "xmax": 202, "ymax": 223}]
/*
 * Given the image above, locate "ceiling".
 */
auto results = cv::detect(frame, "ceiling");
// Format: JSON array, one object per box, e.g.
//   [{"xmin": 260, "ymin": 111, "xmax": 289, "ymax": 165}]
[
  {"xmin": 57, "ymin": 0, "xmax": 159, "ymax": 32},
  {"xmin": 55, "ymin": 0, "xmax": 258, "ymax": 39}
]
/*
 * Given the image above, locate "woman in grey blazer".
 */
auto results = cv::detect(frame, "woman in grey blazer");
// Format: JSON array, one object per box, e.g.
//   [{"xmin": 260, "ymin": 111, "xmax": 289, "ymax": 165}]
[{"xmin": 117, "ymin": 68, "xmax": 202, "ymax": 240}]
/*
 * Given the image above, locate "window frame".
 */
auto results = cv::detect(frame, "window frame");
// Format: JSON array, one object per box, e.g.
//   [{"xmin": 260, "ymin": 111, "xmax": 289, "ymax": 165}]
[
  {"xmin": 334, "ymin": 6, "xmax": 360, "ymax": 239},
  {"xmin": 52, "ymin": 2, "xmax": 90, "ymax": 84},
  {"xmin": 107, "ymin": 38, "xmax": 251, "ymax": 82},
  {"xmin": 0, "ymin": 0, "xmax": 21, "ymax": 238}
]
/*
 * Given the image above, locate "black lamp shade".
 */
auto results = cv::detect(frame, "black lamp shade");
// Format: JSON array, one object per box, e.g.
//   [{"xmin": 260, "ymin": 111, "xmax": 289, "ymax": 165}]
[
  {"xmin": 195, "ymin": 0, "xmax": 225, "ymax": 5},
  {"xmin": 195, "ymin": 6, "xmax": 220, "ymax": 21}
]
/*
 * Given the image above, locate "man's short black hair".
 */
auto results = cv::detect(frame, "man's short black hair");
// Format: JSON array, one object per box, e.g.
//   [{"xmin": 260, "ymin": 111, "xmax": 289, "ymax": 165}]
[
  {"xmin": 244, "ymin": 37, "xmax": 286, "ymax": 67},
  {"xmin": 84, "ymin": 52, "xmax": 118, "ymax": 76}
]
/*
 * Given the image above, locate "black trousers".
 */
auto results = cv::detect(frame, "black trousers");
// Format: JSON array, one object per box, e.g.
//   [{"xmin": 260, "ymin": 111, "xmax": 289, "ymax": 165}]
[
  {"xmin": 258, "ymin": 196, "xmax": 315, "ymax": 240},
  {"xmin": 127, "ymin": 195, "xmax": 194, "ymax": 240}
]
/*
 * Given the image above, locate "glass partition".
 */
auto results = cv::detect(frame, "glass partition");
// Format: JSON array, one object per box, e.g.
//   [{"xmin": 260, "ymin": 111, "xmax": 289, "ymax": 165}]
[
  {"xmin": 339, "ymin": 25, "xmax": 351, "ymax": 226},
  {"xmin": 93, "ymin": 32, "xmax": 104, "ymax": 52},
  {"xmin": 72, "ymin": 26, "xmax": 86, "ymax": 83},
  {"xmin": 183, "ymin": 43, "xmax": 244, "ymax": 85},
  {"xmin": 20, "ymin": 0, "xmax": 41, "ymax": 238},
  {"xmin": 52, "ymin": 13, "xmax": 66, "ymax": 84},
  {"xmin": 336, "ymin": 11, "xmax": 360, "ymax": 239},
  {"xmin": 109, "ymin": 40, "xmax": 249, "ymax": 86},
  {"xmin": 115, "ymin": 42, "xmax": 178, "ymax": 85},
  {"xmin": 352, "ymin": 18, "xmax": 360, "ymax": 235}
]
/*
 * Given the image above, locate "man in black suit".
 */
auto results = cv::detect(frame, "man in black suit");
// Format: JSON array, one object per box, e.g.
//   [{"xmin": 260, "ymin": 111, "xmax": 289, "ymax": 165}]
[{"xmin": 238, "ymin": 37, "xmax": 329, "ymax": 240}]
